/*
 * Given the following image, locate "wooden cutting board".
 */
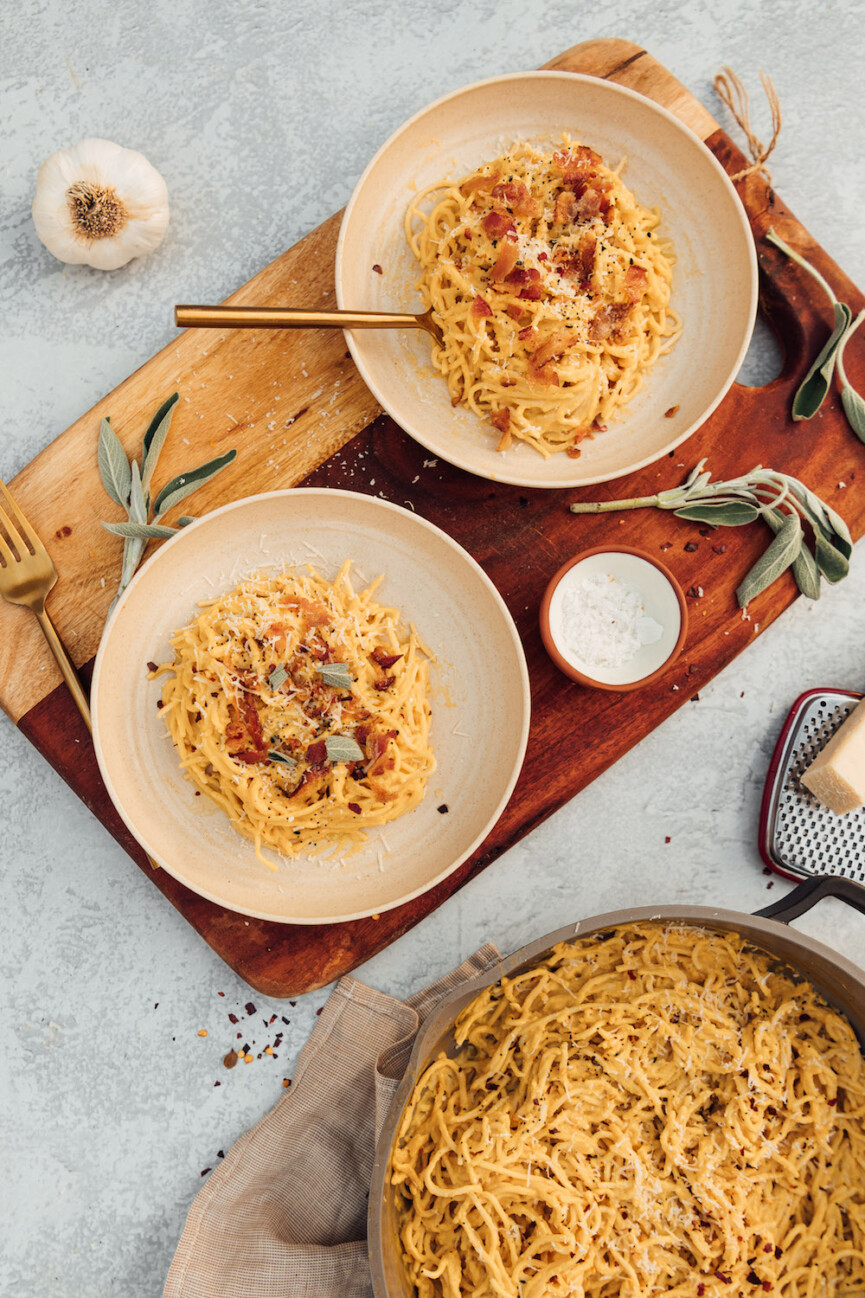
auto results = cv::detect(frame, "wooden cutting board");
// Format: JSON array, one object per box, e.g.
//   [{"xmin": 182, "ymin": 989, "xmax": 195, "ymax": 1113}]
[{"xmin": 3, "ymin": 39, "xmax": 864, "ymax": 995}]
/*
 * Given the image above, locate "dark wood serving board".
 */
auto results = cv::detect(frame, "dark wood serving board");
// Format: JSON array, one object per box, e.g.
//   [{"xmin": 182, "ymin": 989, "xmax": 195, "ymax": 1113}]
[{"xmin": 3, "ymin": 39, "xmax": 864, "ymax": 995}]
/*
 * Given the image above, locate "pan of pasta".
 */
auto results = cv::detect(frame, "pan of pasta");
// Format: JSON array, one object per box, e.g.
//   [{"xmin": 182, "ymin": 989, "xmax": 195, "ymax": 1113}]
[
  {"xmin": 337, "ymin": 71, "xmax": 757, "ymax": 488},
  {"xmin": 369, "ymin": 876, "xmax": 865, "ymax": 1298},
  {"xmin": 91, "ymin": 489, "xmax": 530, "ymax": 924}
]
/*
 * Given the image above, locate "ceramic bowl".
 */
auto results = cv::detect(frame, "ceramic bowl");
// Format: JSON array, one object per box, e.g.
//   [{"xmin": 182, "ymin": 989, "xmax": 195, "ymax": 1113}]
[
  {"xmin": 336, "ymin": 70, "xmax": 757, "ymax": 489},
  {"xmin": 91, "ymin": 490, "xmax": 530, "ymax": 924},
  {"xmin": 539, "ymin": 546, "xmax": 688, "ymax": 690}
]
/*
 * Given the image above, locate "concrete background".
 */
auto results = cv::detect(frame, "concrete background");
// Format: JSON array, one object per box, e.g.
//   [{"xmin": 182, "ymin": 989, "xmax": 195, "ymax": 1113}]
[{"xmin": 2, "ymin": 1, "xmax": 864, "ymax": 1294}]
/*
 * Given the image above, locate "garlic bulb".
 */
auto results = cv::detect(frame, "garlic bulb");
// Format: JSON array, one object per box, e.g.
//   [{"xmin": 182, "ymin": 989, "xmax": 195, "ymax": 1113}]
[{"xmin": 32, "ymin": 138, "xmax": 169, "ymax": 270}]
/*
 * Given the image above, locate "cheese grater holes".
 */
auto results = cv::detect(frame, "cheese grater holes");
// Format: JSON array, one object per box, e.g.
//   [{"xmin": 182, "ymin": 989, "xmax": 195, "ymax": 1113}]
[{"xmin": 772, "ymin": 695, "xmax": 865, "ymax": 883}]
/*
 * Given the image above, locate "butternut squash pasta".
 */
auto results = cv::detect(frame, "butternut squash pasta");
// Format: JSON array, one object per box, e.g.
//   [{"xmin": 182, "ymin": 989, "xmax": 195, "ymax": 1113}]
[
  {"xmin": 405, "ymin": 140, "xmax": 681, "ymax": 458},
  {"xmin": 392, "ymin": 923, "xmax": 865, "ymax": 1298},
  {"xmin": 153, "ymin": 563, "xmax": 435, "ymax": 865}
]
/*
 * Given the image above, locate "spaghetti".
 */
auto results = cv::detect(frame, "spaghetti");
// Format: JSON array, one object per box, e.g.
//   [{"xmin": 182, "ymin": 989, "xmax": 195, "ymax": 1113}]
[
  {"xmin": 393, "ymin": 923, "xmax": 865, "ymax": 1298},
  {"xmin": 405, "ymin": 140, "xmax": 681, "ymax": 458},
  {"xmin": 154, "ymin": 562, "xmax": 435, "ymax": 864}
]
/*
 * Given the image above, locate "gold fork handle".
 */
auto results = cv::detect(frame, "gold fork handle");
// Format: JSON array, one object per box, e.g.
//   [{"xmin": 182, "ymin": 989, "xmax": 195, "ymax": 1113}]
[
  {"xmin": 175, "ymin": 304, "xmax": 428, "ymax": 330},
  {"xmin": 35, "ymin": 607, "xmax": 92, "ymax": 734},
  {"xmin": 36, "ymin": 606, "xmax": 162, "ymax": 872}
]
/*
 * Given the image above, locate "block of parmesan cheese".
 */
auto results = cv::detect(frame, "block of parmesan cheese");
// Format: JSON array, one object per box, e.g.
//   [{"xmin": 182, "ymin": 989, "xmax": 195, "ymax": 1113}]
[{"xmin": 801, "ymin": 699, "xmax": 865, "ymax": 813}]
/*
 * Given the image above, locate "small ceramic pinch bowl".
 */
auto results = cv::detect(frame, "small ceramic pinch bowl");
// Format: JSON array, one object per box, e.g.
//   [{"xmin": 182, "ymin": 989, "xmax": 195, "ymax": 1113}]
[{"xmin": 540, "ymin": 546, "xmax": 688, "ymax": 691}]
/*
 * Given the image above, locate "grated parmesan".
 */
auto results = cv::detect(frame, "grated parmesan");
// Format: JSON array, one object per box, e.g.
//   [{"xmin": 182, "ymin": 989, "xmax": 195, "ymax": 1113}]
[{"xmin": 560, "ymin": 572, "xmax": 663, "ymax": 669}]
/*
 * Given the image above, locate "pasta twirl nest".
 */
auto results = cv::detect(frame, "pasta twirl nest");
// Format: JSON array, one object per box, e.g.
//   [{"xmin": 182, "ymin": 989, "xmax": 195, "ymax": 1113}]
[
  {"xmin": 392, "ymin": 923, "xmax": 865, "ymax": 1298},
  {"xmin": 154, "ymin": 562, "xmax": 435, "ymax": 865},
  {"xmin": 406, "ymin": 140, "xmax": 681, "ymax": 458}
]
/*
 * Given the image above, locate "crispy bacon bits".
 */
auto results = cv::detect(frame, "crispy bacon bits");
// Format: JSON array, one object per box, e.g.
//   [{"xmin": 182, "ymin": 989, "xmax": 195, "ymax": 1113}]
[{"xmin": 471, "ymin": 295, "xmax": 493, "ymax": 320}]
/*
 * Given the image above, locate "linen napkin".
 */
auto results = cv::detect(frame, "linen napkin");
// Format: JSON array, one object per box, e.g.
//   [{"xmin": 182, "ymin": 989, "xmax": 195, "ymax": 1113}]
[{"xmin": 163, "ymin": 944, "xmax": 501, "ymax": 1298}]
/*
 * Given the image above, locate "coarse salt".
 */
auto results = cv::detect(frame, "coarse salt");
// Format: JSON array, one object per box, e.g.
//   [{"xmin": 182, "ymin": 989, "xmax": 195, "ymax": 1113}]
[{"xmin": 560, "ymin": 572, "xmax": 663, "ymax": 669}]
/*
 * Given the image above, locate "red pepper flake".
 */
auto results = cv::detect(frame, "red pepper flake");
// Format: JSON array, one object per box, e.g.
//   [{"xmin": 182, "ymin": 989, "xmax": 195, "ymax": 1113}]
[
  {"xmin": 762, "ymin": 1285, "xmax": 772, "ymax": 1293},
  {"xmin": 774, "ymin": 1247, "xmax": 782, "ymax": 1259},
  {"xmin": 228, "ymin": 1012, "xmax": 238, "ymax": 1024},
  {"xmin": 664, "ymin": 836, "xmax": 671, "ymax": 844},
  {"xmin": 747, "ymin": 1273, "xmax": 761, "ymax": 1286},
  {"xmin": 268, "ymin": 1014, "xmax": 277, "ymax": 1025},
  {"xmin": 437, "ymin": 804, "xmax": 449, "ymax": 814},
  {"xmin": 201, "ymin": 1167, "xmax": 211, "ymax": 1176},
  {"xmin": 715, "ymin": 1272, "xmax": 732, "ymax": 1285},
  {"xmin": 684, "ymin": 540, "xmax": 699, "ymax": 553},
  {"xmin": 828, "ymin": 1097, "xmax": 838, "ymax": 1106},
  {"xmin": 245, "ymin": 1002, "xmax": 256, "ymax": 1015},
  {"xmin": 315, "ymin": 1007, "xmax": 323, "ymax": 1016},
  {"xmin": 372, "ymin": 263, "xmax": 383, "ymax": 274},
  {"xmin": 697, "ymin": 1287, "xmax": 705, "ymax": 1297},
  {"xmin": 626, "ymin": 969, "xmax": 636, "ymax": 981},
  {"xmin": 218, "ymin": 991, "xmax": 225, "ymax": 998},
  {"xmin": 146, "ymin": 660, "xmax": 159, "ymax": 673},
  {"xmin": 664, "ymin": 405, "xmax": 680, "ymax": 418},
  {"xmin": 348, "ymin": 802, "xmax": 362, "ymax": 814},
  {"xmin": 213, "ymin": 1081, "xmax": 221, "ymax": 1087},
  {"xmin": 763, "ymin": 1245, "xmax": 772, "ymax": 1254},
  {"xmin": 156, "ymin": 700, "xmax": 164, "ymax": 709}
]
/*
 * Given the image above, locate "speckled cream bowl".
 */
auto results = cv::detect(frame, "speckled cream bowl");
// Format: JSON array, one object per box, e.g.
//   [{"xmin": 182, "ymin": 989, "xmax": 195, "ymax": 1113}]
[
  {"xmin": 90, "ymin": 490, "xmax": 530, "ymax": 924},
  {"xmin": 337, "ymin": 70, "xmax": 757, "ymax": 488}
]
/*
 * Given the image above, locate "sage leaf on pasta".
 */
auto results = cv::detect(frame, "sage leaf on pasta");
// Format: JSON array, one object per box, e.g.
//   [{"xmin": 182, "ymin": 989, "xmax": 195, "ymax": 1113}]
[
  {"xmin": 268, "ymin": 665, "xmax": 289, "ymax": 690},
  {"xmin": 325, "ymin": 735, "xmax": 364, "ymax": 764},
  {"xmin": 268, "ymin": 750, "xmax": 297, "ymax": 768},
  {"xmin": 317, "ymin": 663, "xmax": 353, "ymax": 689},
  {"xmin": 153, "ymin": 448, "xmax": 237, "ymax": 517},
  {"xmin": 97, "ymin": 417, "xmax": 132, "ymax": 507},
  {"xmin": 736, "ymin": 511, "xmax": 802, "ymax": 608}
]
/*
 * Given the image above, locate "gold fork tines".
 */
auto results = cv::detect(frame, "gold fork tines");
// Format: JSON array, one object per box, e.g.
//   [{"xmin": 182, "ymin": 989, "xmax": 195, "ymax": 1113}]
[{"xmin": 0, "ymin": 476, "xmax": 92, "ymax": 731}]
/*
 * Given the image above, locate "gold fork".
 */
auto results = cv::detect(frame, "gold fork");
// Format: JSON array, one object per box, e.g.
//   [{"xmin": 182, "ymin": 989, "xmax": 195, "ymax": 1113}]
[{"xmin": 0, "ymin": 476, "xmax": 91, "ymax": 729}]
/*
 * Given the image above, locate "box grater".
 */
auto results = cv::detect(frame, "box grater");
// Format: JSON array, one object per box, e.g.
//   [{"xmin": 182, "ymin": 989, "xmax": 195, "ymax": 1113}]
[{"xmin": 760, "ymin": 688, "xmax": 865, "ymax": 884}]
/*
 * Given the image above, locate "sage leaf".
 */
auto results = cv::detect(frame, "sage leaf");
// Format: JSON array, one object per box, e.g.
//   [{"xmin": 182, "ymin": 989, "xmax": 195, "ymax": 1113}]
[
  {"xmin": 766, "ymin": 508, "xmax": 821, "ymax": 600},
  {"xmin": 102, "ymin": 521, "xmax": 179, "ymax": 540},
  {"xmin": 736, "ymin": 511, "xmax": 802, "ymax": 608},
  {"xmin": 97, "ymin": 417, "xmax": 132, "ymax": 507},
  {"xmin": 788, "ymin": 478, "xmax": 852, "ymax": 556},
  {"xmin": 177, "ymin": 515, "xmax": 196, "ymax": 527},
  {"xmin": 317, "ymin": 663, "xmax": 353, "ymax": 689},
  {"xmin": 128, "ymin": 459, "xmax": 147, "ymax": 523},
  {"xmin": 141, "ymin": 392, "xmax": 179, "ymax": 491},
  {"xmin": 269, "ymin": 665, "xmax": 289, "ymax": 690},
  {"xmin": 268, "ymin": 750, "xmax": 297, "ymax": 769},
  {"xmin": 324, "ymin": 735, "xmax": 364, "ymax": 764},
  {"xmin": 674, "ymin": 501, "xmax": 760, "ymax": 526},
  {"xmin": 792, "ymin": 302, "xmax": 851, "ymax": 420},
  {"xmin": 813, "ymin": 530, "xmax": 850, "ymax": 583},
  {"xmin": 841, "ymin": 384, "xmax": 865, "ymax": 441},
  {"xmin": 153, "ymin": 448, "xmax": 237, "ymax": 517}
]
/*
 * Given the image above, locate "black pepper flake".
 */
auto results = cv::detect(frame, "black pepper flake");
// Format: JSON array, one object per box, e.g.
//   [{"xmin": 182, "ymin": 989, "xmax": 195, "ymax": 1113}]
[
  {"xmin": 698, "ymin": 527, "xmax": 711, "ymax": 537},
  {"xmin": 201, "ymin": 1167, "xmax": 211, "ymax": 1177},
  {"xmin": 519, "ymin": 496, "xmax": 529, "ymax": 507},
  {"xmin": 437, "ymin": 804, "xmax": 449, "ymax": 814},
  {"xmin": 774, "ymin": 1247, "xmax": 782, "ymax": 1259},
  {"xmin": 289, "ymin": 1001, "xmax": 297, "ymax": 1007},
  {"xmin": 156, "ymin": 700, "xmax": 164, "ymax": 709},
  {"xmin": 747, "ymin": 1274, "xmax": 761, "ymax": 1287},
  {"xmin": 245, "ymin": 1002, "xmax": 256, "ymax": 1015},
  {"xmin": 154, "ymin": 1002, "xmax": 159, "ymax": 1009},
  {"xmin": 684, "ymin": 541, "xmax": 699, "ymax": 553},
  {"xmin": 282, "ymin": 1016, "xmax": 290, "ymax": 1024},
  {"xmin": 217, "ymin": 1150, "xmax": 225, "ymax": 1158}
]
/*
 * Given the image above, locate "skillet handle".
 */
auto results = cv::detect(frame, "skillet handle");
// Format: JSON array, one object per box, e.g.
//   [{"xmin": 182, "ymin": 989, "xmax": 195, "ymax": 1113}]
[{"xmin": 755, "ymin": 874, "xmax": 865, "ymax": 922}]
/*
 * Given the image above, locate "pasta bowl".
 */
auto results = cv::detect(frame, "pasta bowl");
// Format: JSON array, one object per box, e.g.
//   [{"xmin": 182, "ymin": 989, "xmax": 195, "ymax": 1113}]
[
  {"xmin": 337, "ymin": 71, "xmax": 758, "ymax": 488},
  {"xmin": 90, "ymin": 490, "xmax": 530, "ymax": 924},
  {"xmin": 368, "ymin": 875, "xmax": 865, "ymax": 1298}
]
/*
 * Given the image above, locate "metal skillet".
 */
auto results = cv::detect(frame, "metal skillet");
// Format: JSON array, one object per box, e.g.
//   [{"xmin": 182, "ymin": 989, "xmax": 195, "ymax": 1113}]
[{"xmin": 368, "ymin": 874, "xmax": 865, "ymax": 1298}]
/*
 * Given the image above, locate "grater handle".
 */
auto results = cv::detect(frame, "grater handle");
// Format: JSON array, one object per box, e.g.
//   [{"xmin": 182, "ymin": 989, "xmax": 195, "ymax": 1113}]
[{"xmin": 756, "ymin": 874, "xmax": 865, "ymax": 923}]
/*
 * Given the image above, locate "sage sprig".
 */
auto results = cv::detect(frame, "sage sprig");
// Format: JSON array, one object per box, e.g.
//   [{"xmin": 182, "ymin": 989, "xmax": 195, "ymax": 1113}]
[
  {"xmin": 767, "ymin": 228, "xmax": 865, "ymax": 432},
  {"xmin": 569, "ymin": 459, "xmax": 852, "ymax": 608},
  {"xmin": 98, "ymin": 392, "xmax": 237, "ymax": 606}
]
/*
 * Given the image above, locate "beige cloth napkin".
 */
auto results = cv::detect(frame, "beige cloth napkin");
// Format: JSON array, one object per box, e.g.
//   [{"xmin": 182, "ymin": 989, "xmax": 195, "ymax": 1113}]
[{"xmin": 164, "ymin": 944, "xmax": 501, "ymax": 1298}]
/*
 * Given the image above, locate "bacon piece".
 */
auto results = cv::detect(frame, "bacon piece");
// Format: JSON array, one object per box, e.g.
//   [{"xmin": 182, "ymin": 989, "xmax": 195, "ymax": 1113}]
[
  {"xmin": 306, "ymin": 740, "xmax": 328, "ymax": 765},
  {"xmin": 470, "ymin": 295, "xmax": 493, "ymax": 320},
  {"xmin": 554, "ymin": 145, "xmax": 603, "ymax": 182},
  {"xmin": 374, "ymin": 675, "xmax": 395, "ymax": 691},
  {"xmin": 490, "ymin": 240, "xmax": 519, "ymax": 280},
  {"xmin": 490, "ymin": 408, "xmax": 512, "ymax": 452},
  {"xmin": 481, "ymin": 210, "xmax": 515, "ymax": 239},
  {"xmin": 305, "ymin": 632, "xmax": 331, "ymax": 661},
  {"xmin": 574, "ymin": 186, "xmax": 604, "ymax": 222},
  {"xmin": 504, "ymin": 266, "xmax": 543, "ymax": 300},
  {"xmin": 588, "ymin": 302, "xmax": 632, "ymax": 342},
  {"xmin": 554, "ymin": 190, "xmax": 578, "ymax": 225},
  {"xmin": 518, "ymin": 325, "xmax": 535, "ymax": 341},
  {"xmin": 491, "ymin": 181, "xmax": 539, "ymax": 217},
  {"xmin": 531, "ymin": 330, "xmax": 572, "ymax": 370},
  {"xmin": 371, "ymin": 647, "xmax": 402, "ymax": 670},
  {"xmin": 506, "ymin": 304, "xmax": 526, "ymax": 322},
  {"xmin": 364, "ymin": 727, "xmax": 398, "ymax": 776},
  {"xmin": 460, "ymin": 169, "xmax": 501, "ymax": 198},
  {"xmin": 624, "ymin": 264, "xmax": 649, "ymax": 302},
  {"xmin": 225, "ymin": 695, "xmax": 268, "ymax": 764}
]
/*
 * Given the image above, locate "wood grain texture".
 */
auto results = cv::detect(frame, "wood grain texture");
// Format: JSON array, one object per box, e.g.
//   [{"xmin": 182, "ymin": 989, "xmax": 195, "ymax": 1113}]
[{"xmin": 8, "ymin": 40, "xmax": 865, "ymax": 994}]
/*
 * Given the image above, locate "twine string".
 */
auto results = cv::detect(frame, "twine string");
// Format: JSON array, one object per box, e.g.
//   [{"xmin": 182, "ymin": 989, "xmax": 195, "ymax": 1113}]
[{"xmin": 713, "ymin": 66, "xmax": 782, "ymax": 183}]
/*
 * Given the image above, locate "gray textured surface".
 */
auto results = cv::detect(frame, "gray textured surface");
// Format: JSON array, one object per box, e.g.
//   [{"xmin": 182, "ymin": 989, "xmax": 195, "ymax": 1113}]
[{"xmin": 2, "ymin": 1, "xmax": 865, "ymax": 1294}]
